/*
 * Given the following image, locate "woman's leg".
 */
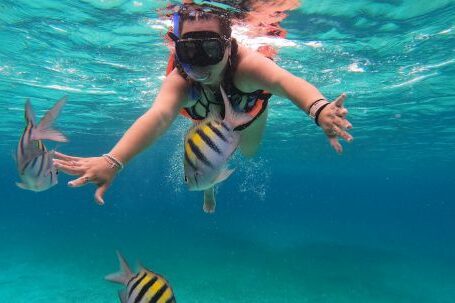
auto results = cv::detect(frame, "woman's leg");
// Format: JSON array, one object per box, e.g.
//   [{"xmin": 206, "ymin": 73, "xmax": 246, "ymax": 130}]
[{"xmin": 239, "ymin": 108, "xmax": 268, "ymax": 158}]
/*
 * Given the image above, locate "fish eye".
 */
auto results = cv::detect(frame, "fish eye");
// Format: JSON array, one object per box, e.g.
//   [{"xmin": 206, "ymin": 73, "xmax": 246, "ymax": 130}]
[{"xmin": 184, "ymin": 175, "xmax": 188, "ymax": 183}]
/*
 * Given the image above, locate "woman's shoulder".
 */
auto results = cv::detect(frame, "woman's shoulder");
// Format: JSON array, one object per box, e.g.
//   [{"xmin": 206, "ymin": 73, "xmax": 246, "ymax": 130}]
[
  {"xmin": 161, "ymin": 68, "xmax": 193, "ymax": 106},
  {"xmin": 233, "ymin": 45, "xmax": 275, "ymax": 92},
  {"xmin": 235, "ymin": 45, "xmax": 259, "ymax": 66}
]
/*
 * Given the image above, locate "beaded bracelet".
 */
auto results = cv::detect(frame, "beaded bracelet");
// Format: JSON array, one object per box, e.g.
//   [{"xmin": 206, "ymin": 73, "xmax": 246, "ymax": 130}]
[{"xmin": 102, "ymin": 154, "xmax": 124, "ymax": 171}]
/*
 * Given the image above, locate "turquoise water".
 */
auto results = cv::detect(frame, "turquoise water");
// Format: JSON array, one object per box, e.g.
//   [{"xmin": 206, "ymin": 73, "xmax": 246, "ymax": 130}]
[{"xmin": 1, "ymin": 0, "xmax": 455, "ymax": 302}]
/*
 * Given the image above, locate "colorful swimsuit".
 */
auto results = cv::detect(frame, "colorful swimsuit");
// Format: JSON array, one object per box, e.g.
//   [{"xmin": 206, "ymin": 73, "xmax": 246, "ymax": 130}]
[{"xmin": 166, "ymin": 54, "xmax": 272, "ymax": 131}]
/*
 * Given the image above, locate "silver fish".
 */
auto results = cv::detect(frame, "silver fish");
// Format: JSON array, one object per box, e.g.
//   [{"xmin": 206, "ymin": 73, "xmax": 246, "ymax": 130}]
[
  {"xmin": 16, "ymin": 97, "xmax": 67, "ymax": 192},
  {"xmin": 183, "ymin": 85, "xmax": 255, "ymax": 213},
  {"xmin": 105, "ymin": 251, "xmax": 176, "ymax": 303}
]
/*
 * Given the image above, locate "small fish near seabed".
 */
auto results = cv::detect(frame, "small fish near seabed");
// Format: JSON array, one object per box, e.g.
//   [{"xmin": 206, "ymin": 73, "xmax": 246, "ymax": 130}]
[
  {"xmin": 183, "ymin": 85, "xmax": 255, "ymax": 213},
  {"xmin": 106, "ymin": 251, "xmax": 176, "ymax": 303},
  {"xmin": 15, "ymin": 97, "xmax": 68, "ymax": 192}
]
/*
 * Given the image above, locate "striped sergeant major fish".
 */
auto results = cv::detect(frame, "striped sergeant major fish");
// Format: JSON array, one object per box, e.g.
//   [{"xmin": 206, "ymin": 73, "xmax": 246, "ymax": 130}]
[
  {"xmin": 16, "ymin": 97, "xmax": 67, "ymax": 192},
  {"xmin": 183, "ymin": 85, "xmax": 255, "ymax": 213},
  {"xmin": 106, "ymin": 251, "xmax": 176, "ymax": 303}
]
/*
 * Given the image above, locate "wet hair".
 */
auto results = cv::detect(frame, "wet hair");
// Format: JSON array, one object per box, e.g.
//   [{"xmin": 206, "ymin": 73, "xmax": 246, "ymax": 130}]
[{"xmin": 177, "ymin": 4, "xmax": 233, "ymax": 38}]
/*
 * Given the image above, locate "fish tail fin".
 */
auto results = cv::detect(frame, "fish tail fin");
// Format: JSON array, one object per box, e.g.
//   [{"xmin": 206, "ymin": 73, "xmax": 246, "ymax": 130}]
[
  {"xmin": 105, "ymin": 251, "xmax": 134, "ymax": 285},
  {"xmin": 203, "ymin": 187, "xmax": 216, "ymax": 214},
  {"xmin": 220, "ymin": 84, "xmax": 255, "ymax": 129},
  {"xmin": 32, "ymin": 96, "xmax": 68, "ymax": 142}
]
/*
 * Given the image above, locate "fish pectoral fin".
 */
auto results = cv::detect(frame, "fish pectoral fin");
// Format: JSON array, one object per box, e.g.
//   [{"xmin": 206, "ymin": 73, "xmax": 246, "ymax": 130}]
[
  {"xmin": 203, "ymin": 187, "xmax": 216, "ymax": 214},
  {"xmin": 118, "ymin": 290, "xmax": 128, "ymax": 303},
  {"xmin": 16, "ymin": 182, "xmax": 30, "ymax": 190},
  {"xmin": 213, "ymin": 168, "xmax": 235, "ymax": 185}
]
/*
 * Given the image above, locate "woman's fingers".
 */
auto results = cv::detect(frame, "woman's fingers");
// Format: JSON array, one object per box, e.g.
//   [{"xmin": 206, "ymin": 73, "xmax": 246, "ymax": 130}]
[
  {"xmin": 53, "ymin": 155, "xmax": 114, "ymax": 206},
  {"xmin": 54, "ymin": 152, "xmax": 82, "ymax": 162},
  {"xmin": 53, "ymin": 159, "xmax": 85, "ymax": 175},
  {"xmin": 321, "ymin": 111, "xmax": 353, "ymax": 141},
  {"xmin": 328, "ymin": 137, "xmax": 343, "ymax": 154},
  {"xmin": 68, "ymin": 175, "xmax": 91, "ymax": 188},
  {"xmin": 333, "ymin": 93, "xmax": 347, "ymax": 107},
  {"xmin": 333, "ymin": 116, "xmax": 353, "ymax": 133},
  {"xmin": 336, "ymin": 107, "xmax": 349, "ymax": 119},
  {"xmin": 327, "ymin": 123, "xmax": 353, "ymax": 142},
  {"xmin": 94, "ymin": 183, "xmax": 110, "ymax": 206},
  {"xmin": 68, "ymin": 176, "xmax": 110, "ymax": 206}
]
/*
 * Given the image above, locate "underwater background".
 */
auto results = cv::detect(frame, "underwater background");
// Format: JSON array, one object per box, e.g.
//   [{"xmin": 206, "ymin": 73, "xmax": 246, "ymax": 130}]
[{"xmin": 1, "ymin": 0, "xmax": 454, "ymax": 302}]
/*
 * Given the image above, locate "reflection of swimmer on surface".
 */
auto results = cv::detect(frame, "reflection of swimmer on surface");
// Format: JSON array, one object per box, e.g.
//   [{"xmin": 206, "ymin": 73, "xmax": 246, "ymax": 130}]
[
  {"xmin": 106, "ymin": 251, "xmax": 176, "ymax": 303},
  {"xmin": 53, "ymin": 1, "xmax": 353, "ymax": 205}
]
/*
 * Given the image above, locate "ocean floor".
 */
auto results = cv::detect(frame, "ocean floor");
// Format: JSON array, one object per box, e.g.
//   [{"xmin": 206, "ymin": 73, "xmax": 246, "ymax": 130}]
[{"xmin": 1, "ymin": 216, "xmax": 454, "ymax": 303}]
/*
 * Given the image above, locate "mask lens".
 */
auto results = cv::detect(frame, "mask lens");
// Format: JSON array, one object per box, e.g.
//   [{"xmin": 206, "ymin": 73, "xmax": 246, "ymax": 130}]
[
  {"xmin": 203, "ymin": 40, "xmax": 223, "ymax": 60},
  {"xmin": 175, "ymin": 31, "xmax": 227, "ymax": 66},
  {"xmin": 178, "ymin": 41, "xmax": 198, "ymax": 62}
]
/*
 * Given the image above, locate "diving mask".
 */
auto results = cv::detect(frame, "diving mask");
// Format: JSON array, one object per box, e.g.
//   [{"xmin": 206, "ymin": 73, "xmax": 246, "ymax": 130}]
[{"xmin": 168, "ymin": 31, "xmax": 229, "ymax": 67}]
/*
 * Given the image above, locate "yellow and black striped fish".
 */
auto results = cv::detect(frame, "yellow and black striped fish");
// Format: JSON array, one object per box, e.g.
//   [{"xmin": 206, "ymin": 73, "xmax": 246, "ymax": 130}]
[
  {"xmin": 183, "ymin": 85, "xmax": 255, "ymax": 213},
  {"xmin": 15, "ymin": 97, "xmax": 67, "ymax": 192},
  {"xmin": 106, "ymin": 252, "xmax": 176, "ymax": 303}
]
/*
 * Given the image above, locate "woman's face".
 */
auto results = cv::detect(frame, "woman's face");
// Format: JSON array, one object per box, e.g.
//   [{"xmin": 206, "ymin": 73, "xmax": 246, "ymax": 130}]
[{"xmin": 180, "ymin": 18, "xmax": 230, "ymax": 85}]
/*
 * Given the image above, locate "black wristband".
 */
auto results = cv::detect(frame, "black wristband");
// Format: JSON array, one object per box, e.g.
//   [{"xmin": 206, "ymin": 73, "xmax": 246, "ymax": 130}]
[{"xmin": 315, "ymin": 102, "xmax": 330, "ymax": 126}]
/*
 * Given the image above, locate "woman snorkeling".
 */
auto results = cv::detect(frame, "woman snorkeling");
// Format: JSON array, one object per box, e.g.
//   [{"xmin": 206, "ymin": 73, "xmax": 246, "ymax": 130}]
[{"xmin": 53, "ymin": 3, "xmax": 353, "ymax": 205}]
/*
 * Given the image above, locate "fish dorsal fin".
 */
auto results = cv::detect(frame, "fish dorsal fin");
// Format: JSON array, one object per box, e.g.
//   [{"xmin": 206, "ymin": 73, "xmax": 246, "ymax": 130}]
[
  {"xmin": 219, "ymin": 84, "xmax": 255, "ymax": 129},
  {"xmin": 32, "ymin": 96, "xmax": 68, "ymax": 142},
  {"xmin": 25, "ymin": 99, "xmax": 36, "ymax": 126},
  {"xmin": 105, "ymin": 251, "xmax": 134, "ymax": 285},
  {"xmin": 214, "ymin": 167, "xmax": 235, "ymax": 185}
]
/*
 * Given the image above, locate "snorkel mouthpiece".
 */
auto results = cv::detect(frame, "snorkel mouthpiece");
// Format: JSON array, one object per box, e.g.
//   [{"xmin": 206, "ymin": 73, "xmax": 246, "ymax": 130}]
[{"xmin": 183, "ymin": 64, "xmax": 211, "ymax": 81}]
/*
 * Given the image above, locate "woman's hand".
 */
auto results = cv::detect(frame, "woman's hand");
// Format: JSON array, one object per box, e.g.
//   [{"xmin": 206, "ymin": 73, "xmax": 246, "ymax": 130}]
[
  {"xmin": 317, "ymin": 93, "xmax": 353, "ymax": 153},
  {"xmin": 53, "ymin": 152, "xmax": 118, "ymax": 205}
]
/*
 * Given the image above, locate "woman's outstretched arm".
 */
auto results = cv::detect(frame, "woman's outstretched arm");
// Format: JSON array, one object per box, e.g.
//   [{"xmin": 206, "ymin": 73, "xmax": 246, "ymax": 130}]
[
  {"xmin": 54, "ymin": 69, "xmax": 188, "ymax": 204},
  {"xmin": 235, "ymin": 47, "xmax": 353, "ymax": 153}
]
